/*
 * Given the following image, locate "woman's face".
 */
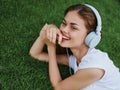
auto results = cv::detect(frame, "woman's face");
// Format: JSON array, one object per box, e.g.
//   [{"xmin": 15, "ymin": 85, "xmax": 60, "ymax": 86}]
[{"xmin": 59, "ymin": 11, "xmax": 88, "ymax": 49}]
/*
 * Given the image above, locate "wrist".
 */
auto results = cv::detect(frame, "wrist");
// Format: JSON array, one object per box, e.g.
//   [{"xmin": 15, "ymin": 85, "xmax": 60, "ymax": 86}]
[
  {"xmin": 38, "ymin": 35, "xmax": 46, "ymax": 44},
  {"xmin": 48, "ymin": 45, "xmax": 56, "ymax": 50},
  {"xmin": 48, "ymin": 46, "xmax": 56, "ymax": 52},
  {"xmin": 48, "ymin": 46, "xmax": 56, "ymax": 61}
]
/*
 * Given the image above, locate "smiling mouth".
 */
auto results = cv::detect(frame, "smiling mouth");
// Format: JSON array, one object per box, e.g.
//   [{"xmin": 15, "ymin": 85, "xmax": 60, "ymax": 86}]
[
  {"xmin": 62, "ymin": 36, "xmax": 70, "ymax": 40},
  {"xmin": 57, "ymin": 34, "xmax": 71, "ymax": 42}
]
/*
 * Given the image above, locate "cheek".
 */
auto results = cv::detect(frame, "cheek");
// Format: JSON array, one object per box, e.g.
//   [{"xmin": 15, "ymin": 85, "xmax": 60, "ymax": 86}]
[{"xmin": 73, "ymin": 33, "xmax": 87, "ymax": 43}]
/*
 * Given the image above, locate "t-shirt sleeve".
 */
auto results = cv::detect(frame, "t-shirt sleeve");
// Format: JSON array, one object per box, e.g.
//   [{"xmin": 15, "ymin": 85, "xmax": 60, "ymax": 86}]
[
  {"xmin": 78, "ymin": 50, "xmax": 120, "ymax": 89},
  {"xmin": 78, "ymin": 53, "xmax": 109, "ymax": 81},
  {"xmin": 78, "ymin": 52, "xmax": 110, "ymax": 69}
]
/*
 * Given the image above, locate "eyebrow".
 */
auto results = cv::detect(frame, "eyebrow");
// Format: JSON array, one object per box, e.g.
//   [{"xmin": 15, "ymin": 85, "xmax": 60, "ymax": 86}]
[{"xmin": 63, "ymin": 19, "xmax": 79, "ymax": 26}]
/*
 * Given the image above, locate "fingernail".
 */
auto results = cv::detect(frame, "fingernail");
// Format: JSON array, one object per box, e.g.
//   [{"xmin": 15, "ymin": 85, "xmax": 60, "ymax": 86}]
[{"xmin": 58, "ymin": 41, "xmax": 61, "ymax": 44}]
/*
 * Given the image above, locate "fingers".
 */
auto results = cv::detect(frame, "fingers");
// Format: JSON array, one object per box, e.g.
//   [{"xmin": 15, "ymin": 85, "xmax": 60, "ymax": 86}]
[
  {"xmin": 44, "ymin": 23, "xmax": 48, "ymax": 30},
  {"xmin": 53, "ymin": 29, "xmax": 57, "ymax": 44},
  {"xmin": 39, "ymin": 23, "xmax": 48, "ymax": 36},
  {"xmin": 57, "ymin": 31, "xmax": 62, "ymax": 44},
  {"xmin": 41, "ymin": 23, "xmax": 48, "ymax": 31},
  {"xmin": 46, "ymin": 24, "xmax": 59, "ymax": 44}
]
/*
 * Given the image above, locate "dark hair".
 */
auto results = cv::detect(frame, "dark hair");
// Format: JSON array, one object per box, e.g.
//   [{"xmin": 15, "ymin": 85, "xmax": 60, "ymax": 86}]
[{"xmin": 64, "ymin": 4, "xmax": 97, "ymax": 33}]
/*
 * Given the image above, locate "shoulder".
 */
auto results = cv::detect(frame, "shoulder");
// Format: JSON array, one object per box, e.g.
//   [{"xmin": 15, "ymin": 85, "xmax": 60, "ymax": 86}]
[
  {"xmin": 78, "ymin": 48, "xmax": 111, "ymax": 72},
  {"xmin": 85, "ymin": 48, "xmax": 108, "ymax": 59},
  {"xmin": 82, "ymin": 48, "xmax": 110, "ymax": 64}
]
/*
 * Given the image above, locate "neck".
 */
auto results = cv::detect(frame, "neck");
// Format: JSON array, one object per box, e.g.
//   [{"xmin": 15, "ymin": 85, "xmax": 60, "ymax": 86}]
[{"xmin": 70, "ymin": 45, "xmax": 89, "ymax": 64}]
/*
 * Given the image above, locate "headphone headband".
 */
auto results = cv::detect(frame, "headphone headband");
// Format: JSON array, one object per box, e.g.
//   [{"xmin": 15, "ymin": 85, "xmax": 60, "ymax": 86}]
[{"xmin": 84, "ymin": 4, "xmax": 102, "ymax": 34}]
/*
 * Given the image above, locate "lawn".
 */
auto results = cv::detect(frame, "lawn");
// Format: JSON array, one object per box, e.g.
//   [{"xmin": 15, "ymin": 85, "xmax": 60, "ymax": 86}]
[{"xmin": 0, "ymin": 0, "xmax": 120, "ymax": 90}]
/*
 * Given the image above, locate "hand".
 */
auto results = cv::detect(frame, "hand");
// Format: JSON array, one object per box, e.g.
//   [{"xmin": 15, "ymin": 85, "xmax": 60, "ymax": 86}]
[
  {"xmin": 39, "ymin": 24, "xmax": 62, "ymax": 46},
  {"xmin": 39, "ymin": 23, "xmax": 52, "ymax": 46},
  {"xmin": 46, "ymin": 24, "xmax": 62, "ymax": 44},
  {"xmin": 39, "ymin": 23, "xmax": 48, "ymax": 41}
]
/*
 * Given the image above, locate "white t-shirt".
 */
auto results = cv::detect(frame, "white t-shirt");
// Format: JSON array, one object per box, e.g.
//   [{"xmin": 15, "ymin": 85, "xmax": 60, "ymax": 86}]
[{"xmin": 69, "ymin": 48, "xmax": 120, "ymax": 90}]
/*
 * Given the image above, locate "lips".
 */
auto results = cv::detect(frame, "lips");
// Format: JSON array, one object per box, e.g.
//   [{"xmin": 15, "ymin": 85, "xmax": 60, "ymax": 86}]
[
  {"xmin": 57, "ymin": 34, "xmax": 70, "ymax": 42},
  {"xmin": 62, "ymin": 35, "xmax": 70, "ymax": 40}
]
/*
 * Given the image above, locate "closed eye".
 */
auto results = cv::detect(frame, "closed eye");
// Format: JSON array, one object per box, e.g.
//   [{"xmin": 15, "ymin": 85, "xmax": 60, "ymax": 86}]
[
  {"xmin": 71, "ymin": 26, "xmax": 78, "ymax": 30},
  {"xmin": 62, "ymin": 21, "xmax": 67, "ymax": 26}
]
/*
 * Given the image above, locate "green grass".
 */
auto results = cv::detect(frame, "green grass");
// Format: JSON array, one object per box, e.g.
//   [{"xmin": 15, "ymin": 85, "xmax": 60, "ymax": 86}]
[{"xmin": 0, "ymin": 0, "xmax": 120, "ymax": 90}]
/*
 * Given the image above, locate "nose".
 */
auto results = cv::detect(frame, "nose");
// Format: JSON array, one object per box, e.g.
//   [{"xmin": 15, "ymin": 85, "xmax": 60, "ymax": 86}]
[{"xmin": 61, "ymin": 26, "xmax": 69, "ymax": 34}]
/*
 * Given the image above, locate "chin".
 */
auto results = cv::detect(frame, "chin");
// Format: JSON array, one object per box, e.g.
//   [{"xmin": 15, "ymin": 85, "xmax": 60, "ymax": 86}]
[
  {"xmin": 59, "ymin": 43, "xmax": 73, "ymax": 48},
  {"xmin": 59, "ymin": 43, "xmax": 69, "ymax": 48}
]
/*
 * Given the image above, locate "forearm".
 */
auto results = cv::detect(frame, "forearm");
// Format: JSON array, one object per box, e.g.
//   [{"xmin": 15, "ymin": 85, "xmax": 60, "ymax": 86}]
[
  {"xmin": 48, "ymin": 46, "xmax": 62, "ymax": 87},
  {"xmin": 29, "ymin": 36, "xmax": 46, "ymax": 59}
]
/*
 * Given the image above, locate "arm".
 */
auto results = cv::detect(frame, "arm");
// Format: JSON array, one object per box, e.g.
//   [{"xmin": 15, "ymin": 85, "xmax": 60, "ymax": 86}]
[
  {"xmin": 29, "ymin": 24, "xmax": 49, "ymax": 62},
  {"xmin": 48, "ymin": 46, "xmax": 62, "ymax": 87},
  {"xmin": 48, "ymin": 46, "xmax": 104, "ymax": 90},
  {"xmin": 54, "ymin": 68, "xmax": 104, "ymax": 90},
  {"xmin": 29, "ymin": 36, "xmax": 49, "ymax": 62},
  {"xmin": 29, "ymin": 24, "xmax": 69, "ymax": 65}
]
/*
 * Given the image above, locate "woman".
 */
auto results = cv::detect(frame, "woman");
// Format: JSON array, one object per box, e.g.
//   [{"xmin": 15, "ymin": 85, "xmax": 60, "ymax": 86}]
[{"xmin": 29, "ymin": 4, "xmax": 120, "ymax": 90}]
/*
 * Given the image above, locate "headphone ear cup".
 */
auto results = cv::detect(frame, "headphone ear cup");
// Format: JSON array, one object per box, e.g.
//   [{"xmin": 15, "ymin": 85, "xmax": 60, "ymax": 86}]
[{"xmin": 85, "ymin": 32, "xmax": 101, "ymax": 48}]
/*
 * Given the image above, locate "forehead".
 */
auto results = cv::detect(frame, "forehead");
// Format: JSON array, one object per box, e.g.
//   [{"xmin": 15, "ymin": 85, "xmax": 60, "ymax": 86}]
[{"xmin": 64, "ymin": 11, "xmax": 85, "ymax": 25}]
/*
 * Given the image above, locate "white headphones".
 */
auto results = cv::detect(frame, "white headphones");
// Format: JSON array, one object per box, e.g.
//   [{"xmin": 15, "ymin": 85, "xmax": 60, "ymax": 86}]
[{"xmin": 84, "ymin": 4, "xmax": 102, "ymax": 48}]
